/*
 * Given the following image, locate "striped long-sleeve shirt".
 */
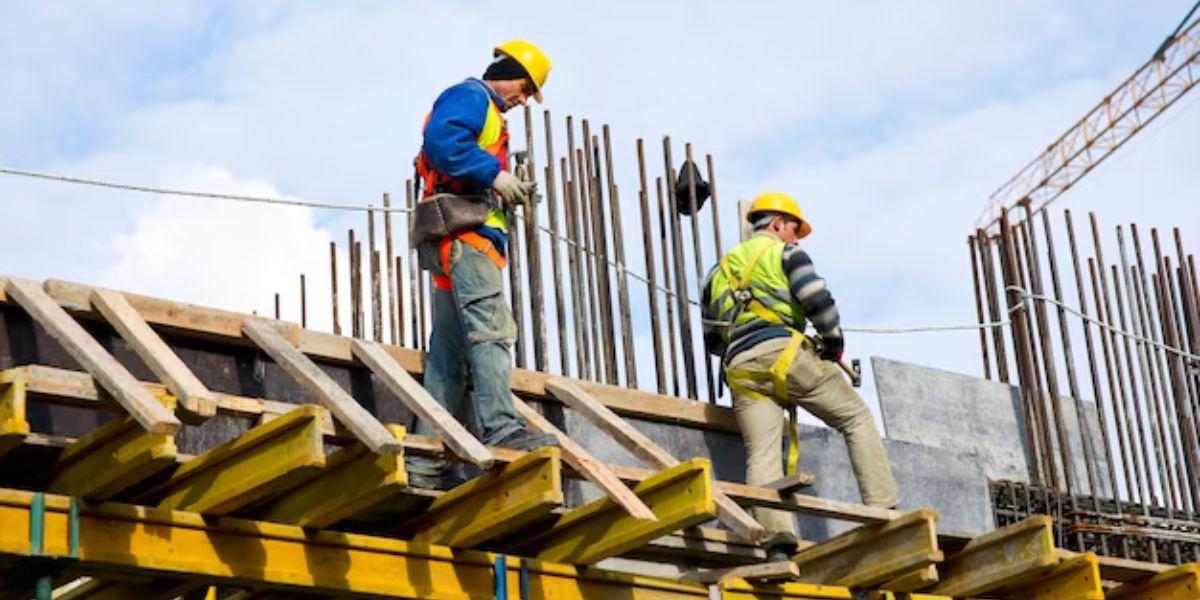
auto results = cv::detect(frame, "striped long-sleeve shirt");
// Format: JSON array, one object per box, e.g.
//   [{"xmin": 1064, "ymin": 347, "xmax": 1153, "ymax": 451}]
[{"xmin": 701, "ymin": 237, "xmax": 843, "ymax": 362}]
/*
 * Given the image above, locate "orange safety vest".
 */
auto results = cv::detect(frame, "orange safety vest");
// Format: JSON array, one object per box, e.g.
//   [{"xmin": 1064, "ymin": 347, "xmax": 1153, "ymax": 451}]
[{"xmin": 415, "ymin": 92, "xmax": 510, "ymax": 290}]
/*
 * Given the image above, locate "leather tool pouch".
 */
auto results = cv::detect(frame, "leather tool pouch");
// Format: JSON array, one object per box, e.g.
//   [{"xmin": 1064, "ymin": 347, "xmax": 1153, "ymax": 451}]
[{"xmin": 410, "ymin": 193, "xmax": 491, "ymax": 248}]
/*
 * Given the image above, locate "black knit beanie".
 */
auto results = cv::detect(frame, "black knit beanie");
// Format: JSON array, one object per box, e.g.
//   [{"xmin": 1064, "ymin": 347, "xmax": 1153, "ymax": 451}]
[{"xmin": 483, "ymin": 54, "xmax": 531, "ymax": 82}]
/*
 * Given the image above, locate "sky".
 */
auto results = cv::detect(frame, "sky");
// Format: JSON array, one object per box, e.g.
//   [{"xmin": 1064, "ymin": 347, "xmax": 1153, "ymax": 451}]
[{"xmin": 1, "ymin": 1, "xmax": 1197, "ymax": 428}]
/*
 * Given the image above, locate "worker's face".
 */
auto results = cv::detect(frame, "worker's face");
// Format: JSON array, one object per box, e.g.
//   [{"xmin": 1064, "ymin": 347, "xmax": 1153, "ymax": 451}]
[
  {"xmin": 772, "ymin": 216, "xmax": 804, "ymax": 244},
  {"xmin": 489, "ymin": 78, "xmax": 535, "ymax": 111}
]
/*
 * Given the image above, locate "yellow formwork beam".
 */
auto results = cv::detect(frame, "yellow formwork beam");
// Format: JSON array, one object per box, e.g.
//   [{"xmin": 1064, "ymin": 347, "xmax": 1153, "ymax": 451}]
[
  {"xmin": 1108, "ymin": 563, "xmax": 1200, "ymax": 600},
  {"xmin": 145, "ymin": 404, "xmax": 325, "ymax": 515},
  {"xmin": 790, "ymin": 508, "xmax": 942, "ymax": 590},
  {"xmin": 49, "ymin": 393, "xmax": 177, "ymax": 500},
  {"xmin": 409, "ymin": 446, "xmax": 563, "ymax": 548},
  {"xmin": 521, "ymin": 458, "xmax": 718, "ymax": 565},
  {"xmin": 0, "ymin": 368, "xmax": 30, "ymax": 458},
  {"xmin": 929, "ymin": 515, "xmax": 1057, "ymax": 597},
  {"xmin": 260, "ymin": 424, "xmax": 406, "ymax": 529},
  {"xmin": 0, "ymin": 487, "xmax": 713, "ymax": 599}
]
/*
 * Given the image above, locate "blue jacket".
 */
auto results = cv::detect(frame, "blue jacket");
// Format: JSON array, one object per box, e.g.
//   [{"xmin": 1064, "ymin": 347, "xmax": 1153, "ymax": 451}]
[
  {"xmin": 421, "ymin": 78, "xmax": 509, "ymax": 255},
  {"xmin": 422, "ymin": 78, "xmax": 507, "ymax": 190}
]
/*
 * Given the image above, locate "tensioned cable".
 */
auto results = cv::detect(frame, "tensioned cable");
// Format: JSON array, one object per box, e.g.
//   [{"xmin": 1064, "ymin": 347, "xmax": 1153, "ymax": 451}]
[{"xmin": 3, "ymin": 165, "xmax": 1197, "ymax": 355}]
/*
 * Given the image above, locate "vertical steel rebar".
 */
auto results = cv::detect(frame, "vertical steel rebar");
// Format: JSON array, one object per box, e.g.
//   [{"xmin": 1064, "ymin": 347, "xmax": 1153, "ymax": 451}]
[
  {"xmin": 274, "ymin": 293, "xmax": 281, "ymax": 320},
  {"xmin": 565, "ymin": 118, "xmax": 591, "ymax": 379},
  {"xmin": 658, "ymin": 176, "xmax": 682, "ymax": 397},
  {"xmin": 977, "ymin": 231, "xmax": 1010, "ymax": 382},
  {"xmin": 507, "ymin": 174, "xmax": 527, "ymax": 368},
  {"xmin": 330, "ymin": 241, "xmax": 341, "ymax": 336},
  {"xmin": 999, "ymin": 210, "xmax": 1045, "ymax": 485},
  {"xmin": 705, "ymin": 154, "xmax": 724, "ymax": 257},
  {"xmin": 368, "ymin": 207, "xmax": 382, "ymax": 342},
  {"xmin": 663, "ymin": 136, "xmax": 699, "ymax": 400},
  {"xmin": 1162, "ymin": 257, "xmax": 1200, "ymax": 512},
  {"xmin": 523, "ymin": 106, "xmax": 548, "ymax": 373},
  {"xmin": 1115, "ymin": 226, "xmax": 1162, "ymax": 508},
  {"xmin": 562, "ymin": 157, "xmax": 587, "ymax": 378},
  {"xmin": 543, "ymin": 111, "xmax": 570, "ymax": 376},
  {"xmin": 384, "ymin": 193, "xmax": 397, "ymax": 345},
  {"xmin": 406, "ymin": 180, "xmax": 424, "ymax": 349},
  {"xmin": 349, "ymin": 229, "xmax": 361, "ymax": 338},
  {"xmin": 1015, "ymin": 219, "xmax": 1059, "ymax": 490},
  {"xmin": 1064, "ymin": 210, "xmax": 1118, "ymax": 556},
  {"xmin": 576, "ymin": 147, "xmax": 602, "ymax": 380},
  {"xmin": 584, "ymin": 123, "xmax": 617, "ymax": 384},
  {"xmin": 684, "ymin": 143, "xmax": 718, "ymax": 404},
  {"xmin": 638, "ymin": 140, "xmax": 667, "ymax": 394},
  {"xmin": 603, "ymin": 126, "xmax": 637, "ymax": 388},
  {"xmin": 1088, "ymin": 256, "xmax": 1140, "ymax": 505},
  {"xmin": 969, "ymin": 235, "xmax": 993, "ymax": 379},
  {"xmin": 1150, "ymin": 270, "xmax": 1192, "ymax": 517},
  {"xmin": 300, "ymin": 274, "xmax": 307, "ymax": 329},
  {"xmin": 396, "ymin": 255, "xmax": 406, "ymax": 346}
]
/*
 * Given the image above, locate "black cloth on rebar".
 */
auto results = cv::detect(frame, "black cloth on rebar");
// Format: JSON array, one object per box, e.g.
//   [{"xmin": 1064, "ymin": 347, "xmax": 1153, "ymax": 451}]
[
  {"xmin": 674, "ymin": 159, "xmax": 711, "ymax": 215},
  {"xmin": 483, "ymin": 55, "xmax": 530, "ymax": 82}
]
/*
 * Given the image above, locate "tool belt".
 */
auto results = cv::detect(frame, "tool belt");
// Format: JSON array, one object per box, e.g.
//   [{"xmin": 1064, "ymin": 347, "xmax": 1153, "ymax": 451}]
[
  {"xmin": 431, "ymin": 231, "xmax": 506, "ymax": 291},
  {"xmin": 724, "ymin": 330, "xmax": 812, "ymax": 476},
  {"xmin": 410, "ymin": 192, "xmax": 493, "ymax": 249}
]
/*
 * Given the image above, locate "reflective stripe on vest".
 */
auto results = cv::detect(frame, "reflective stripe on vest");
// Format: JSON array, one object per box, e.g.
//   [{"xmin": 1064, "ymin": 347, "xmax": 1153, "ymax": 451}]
[{"xmin": 417, "ymin": 91, "xmax": 509, "ymax": 233}]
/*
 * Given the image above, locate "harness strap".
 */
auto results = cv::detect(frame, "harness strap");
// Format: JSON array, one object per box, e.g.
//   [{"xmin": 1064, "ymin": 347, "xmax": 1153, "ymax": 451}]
[
  {"xmin": 724, "ymin": 331, "xmax": 810, "ymax": 476},
  {"xmin": 432, "ymin": 231, "xmax": 507, "ymax": 291}
]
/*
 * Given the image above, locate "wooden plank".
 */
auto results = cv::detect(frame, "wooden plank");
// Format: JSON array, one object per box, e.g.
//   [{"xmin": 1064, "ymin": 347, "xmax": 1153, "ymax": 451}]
[
  {"xmin": 0, "ymin": 369, "xmax": 30, "ymax": 459},
  {"xmin": 930, "ymin": 515, "xmax": 1057, "ymax": 597},
  {"xmin": 4, "ymin": 278, "xmax": 180, "ymax": 435},
  {"xmin": 790, "ymin": 508, "xmax": 942, "ymax": 589},
  {"xmin": 1002, "ymin": 552, "xmax": 1104, "ymax": 600},
  {"xmin": 260, "ymin": 424, "xmax": 407, "ymax": 529},
  {"xmin": 146, "ymin": 404, "xmax": 326, "ymax": 515},
  {"xmin": 512, "ymin": 393, "xmax": 655, "ymax": 521},
  {"xmin": 545, "ymin": 376, "xmax": 764, "ymax": 542},
  {"xmin": 408, "ymin": 446, "xmax": 563, "ymax": 548},
  {"xmin": 1107, "ymin": 563, "xmax": 1200, "ymax": 599},
  {"xmin": 90, "ymin": 287, "xmax": 217, "ymax": 423},
  {"xmin": 521, "ymin": 458, "xmax": 719, "ymax": 565},
  {"xmin": 48, "ymin": 393, "xmax": 177, "ymax": 499},
  {"xmin": 242, "ymin": 318, "xmax": 399, "ymax": 454},
  {"xmin": 764, "ymin": 472, "xmax": 815, "ymax": 494},
  {"xmin": 57, "ymin": 578, "xmax": 213, "ymax": 600},
  {"xmin": 680, "ymin": 561, "xmax": 799, "ymax": 584},
  {"xmin": 351, "ymin": 339, "xmax": 492, "ymax": 468}
]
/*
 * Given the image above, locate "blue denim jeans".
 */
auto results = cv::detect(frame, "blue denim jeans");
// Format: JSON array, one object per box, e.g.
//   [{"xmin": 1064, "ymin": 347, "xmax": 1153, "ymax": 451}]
[{"xmin": 409, "ymin": 239, "xmax": 522, "ymax": 475}]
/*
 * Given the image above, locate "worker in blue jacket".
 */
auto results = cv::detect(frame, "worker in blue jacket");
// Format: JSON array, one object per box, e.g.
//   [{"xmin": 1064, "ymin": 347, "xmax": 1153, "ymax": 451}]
[{"xmin": 408, "ymin": 40, "xmax": 556, "ymax": 489}]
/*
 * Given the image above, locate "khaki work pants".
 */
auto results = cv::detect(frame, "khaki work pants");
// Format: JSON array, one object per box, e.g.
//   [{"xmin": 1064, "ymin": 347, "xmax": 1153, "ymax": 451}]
[{"xmin": 728, "ymin": 337, "xmax": 899, "ymax": 542}]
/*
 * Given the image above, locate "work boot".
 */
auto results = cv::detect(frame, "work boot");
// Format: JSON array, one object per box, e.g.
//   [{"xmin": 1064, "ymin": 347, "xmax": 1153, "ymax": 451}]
[
  {"xmin": 494, "ymin": 428, "xmax": 559, "ymax": 452},
  {"xmin": 762, "ymin": 531, "xmax": 799, "ymax": 562}
]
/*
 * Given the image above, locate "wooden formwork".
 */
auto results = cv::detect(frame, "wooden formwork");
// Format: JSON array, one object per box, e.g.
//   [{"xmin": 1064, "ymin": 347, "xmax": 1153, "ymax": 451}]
[{"xmin": 0, "ymin": 276, "xmax": 1196, "ymax": 599}]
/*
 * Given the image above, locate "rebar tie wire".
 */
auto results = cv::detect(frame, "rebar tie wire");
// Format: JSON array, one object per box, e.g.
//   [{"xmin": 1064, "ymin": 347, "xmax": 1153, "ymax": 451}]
[{"xmin": 5, "ymin": 165, "xmax": 1200, "ymax": 358}]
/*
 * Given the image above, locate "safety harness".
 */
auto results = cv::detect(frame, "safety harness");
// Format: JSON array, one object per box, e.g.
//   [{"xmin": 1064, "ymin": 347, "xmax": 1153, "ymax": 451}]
[
  {"xmin": 431, "ymin": 231, "xmax": 507, "ymax": 291},
  {"xmin": 713, "ymin": 241, "xmax": 811, "ymax": 476}
]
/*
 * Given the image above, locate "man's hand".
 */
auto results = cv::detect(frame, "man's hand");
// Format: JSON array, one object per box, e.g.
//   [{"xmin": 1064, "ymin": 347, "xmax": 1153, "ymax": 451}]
[
  {"xmin": 819, "ymin": 335, "xmax": 844, "ymax": 362},
  {"xmin": 492, "ymin": 170, "xmax": 537, "ymax": 207}
]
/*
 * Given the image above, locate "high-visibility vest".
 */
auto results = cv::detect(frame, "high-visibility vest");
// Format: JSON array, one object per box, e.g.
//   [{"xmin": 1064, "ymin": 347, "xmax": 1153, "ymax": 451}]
[
  {"xmin": 706, "ymin": 234, "xmax": 808, "ymax": 346},
  {"xmin": 415, "ymin": 93, "xmax": 509, "ymax": 233}
]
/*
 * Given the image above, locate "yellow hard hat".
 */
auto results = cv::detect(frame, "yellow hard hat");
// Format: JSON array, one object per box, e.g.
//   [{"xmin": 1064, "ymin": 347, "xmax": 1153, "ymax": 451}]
[
  {"xmin": 747, "ymin": 192, "xmax": 812, "ymax": 239},
  {"xmin": 495, "ymin": 40, "xmax": 551, "ymax": 103}
]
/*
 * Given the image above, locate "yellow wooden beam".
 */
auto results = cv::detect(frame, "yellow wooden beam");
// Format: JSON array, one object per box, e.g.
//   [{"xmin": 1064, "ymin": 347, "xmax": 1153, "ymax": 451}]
[
  {"xmin": 790, "ymin": 508, "xmax": 942, "ymax": 590},
  {"xmin": 520, "ymin": 458, "xmax": 718, "ymax": 565},
  {"xmin": 48, "ymin": 393, "xmax": 177, "ymax": 500},
  {"xmin": 409, "ymin": 446, "xmax": 563, "ymax": 548},
  {"xmin": 880, "ymin": 564, "xmax": 940, "ymax": 592},
  {"xmin": 1001, "ymin": 552, "xmax": 1104, "ymax": 600},
  {"xmin": 1107, "ymin": 563, "xmax": 1200, "ymax": 600},
  {"xmin": 0, "ymin": 487, "xmax": 713, "ymax": 599},
  {"xmin": 144, "ymin": 404, "xmax": 326, "ymax": 515},
  {"xmin": 260, "ymin": 424, "xmax": 406, "ymax": 529},
  {"xmin": 0, "ymin": 368, "xmax": 30, "ymax": 459},
  {"xmin": 929, "ymin": 515, "xmax": 1057, "ymax": 597}
]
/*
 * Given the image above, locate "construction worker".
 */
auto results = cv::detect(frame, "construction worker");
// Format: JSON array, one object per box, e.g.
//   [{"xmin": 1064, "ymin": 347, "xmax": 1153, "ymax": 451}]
[
  {"xmin": 701, "ymin": 192, "xmax": 899, "ymax": 560},
  {"xmin": 407, "ymin": 40, "xmax": 557, "ymax": 489}
]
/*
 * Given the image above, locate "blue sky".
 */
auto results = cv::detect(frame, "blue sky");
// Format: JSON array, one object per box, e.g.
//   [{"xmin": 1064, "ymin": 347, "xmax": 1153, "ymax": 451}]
[{"xmin": 1, "ymin": 1, "xmax": 1197, "ymax": 421}]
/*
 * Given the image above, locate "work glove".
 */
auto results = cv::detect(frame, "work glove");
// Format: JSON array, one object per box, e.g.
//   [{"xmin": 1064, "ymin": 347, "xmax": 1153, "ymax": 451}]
[
  {"xmin": 819, "ymin": 334, "xmax": 844, "ymax": 362},
  {"xmin": 492, "ymin": 170, "xmax": 537, "ymax": 207}
]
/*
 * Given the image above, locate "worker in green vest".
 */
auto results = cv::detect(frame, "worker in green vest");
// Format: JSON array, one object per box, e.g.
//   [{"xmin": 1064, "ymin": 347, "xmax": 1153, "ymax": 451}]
[{"xmin": 701, "ymin": 191, "xmax": 899, "ymax": 561}]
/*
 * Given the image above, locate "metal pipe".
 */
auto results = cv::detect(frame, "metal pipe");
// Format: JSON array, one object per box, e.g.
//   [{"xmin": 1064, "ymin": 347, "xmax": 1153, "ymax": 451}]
[
  {"xmin": 684, "ymin": 143, "xmax": 718, "ymax": 404},
  {"xmin": 638, "ymin": 140, "xmax": 666, "ymax": 394},
  {"xmin": 998, "ymin": 209, "xmax": 1045, "ymax": 485},
  {"xmin": 330, "ymin": 241, "xmax": 341, "ymax": 336},
  {"xmin": 384, "ymin": 193, "xmax": 397, "ymax": 345},
  {"xmin": 969, "ymin": 235, "xmax": 993, "ymax": 379},
  {"xmin": 604, "ymin": 126, "xmax": 637, "ymax": 388},
  {"xmin": 977, "ymin": 231, "xmax": 1010, "ymax": 382},
  {"xmin": 657, "ymin": 176, "xmax": 682, "ymax": 397},
  {"xmin": 523, "ymin": 106, "xmax": 548, "ymax": 373},
  {"xmin": 1090, "ymin": 213, "xmax": 1147, "ymax": 507},
  {"xmin": 663, "ymin": 136, "xmax": 699, "ymax": 400},
  {"xmin": 543, "ymin": 111, "xmax": 570, "ymax": 376}
]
